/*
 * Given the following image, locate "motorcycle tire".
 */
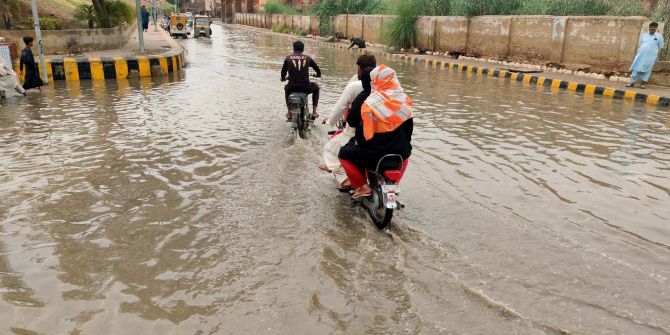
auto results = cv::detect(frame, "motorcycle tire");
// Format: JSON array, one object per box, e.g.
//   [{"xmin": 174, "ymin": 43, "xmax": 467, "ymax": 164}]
[
  {"xmin": 364, "ymin": 189, "xmax": 393, "ymax": 229},
  {"xmin": 297, "ymin": 107, "xmax": 305, "ymax": 139}
]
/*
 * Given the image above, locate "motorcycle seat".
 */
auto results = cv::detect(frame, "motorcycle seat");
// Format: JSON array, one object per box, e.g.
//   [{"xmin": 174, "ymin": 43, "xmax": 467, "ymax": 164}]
[{"xmin": 288, "ymin": 92, "xmax": 308, "ymax": 105}]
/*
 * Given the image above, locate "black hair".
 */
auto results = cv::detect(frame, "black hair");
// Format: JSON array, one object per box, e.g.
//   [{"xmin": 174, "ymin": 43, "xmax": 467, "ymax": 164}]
[
  {"xmin": 356, "ymin": 53, "xmax": 377, "ymax": 69},
  {"xmin": 293, "ymin": 40, "xmax": 304, "ymax": 52},
  {"xmin": 23, "ymin": 36, "xmax": 34, "ymax": 45},
  {"xmin": 650, "ymin": 22, "xmax": 659, "ymax": 28},
  {"xmin": 360, "ymin": 66, "xmax": 374, "ymax": 91}
]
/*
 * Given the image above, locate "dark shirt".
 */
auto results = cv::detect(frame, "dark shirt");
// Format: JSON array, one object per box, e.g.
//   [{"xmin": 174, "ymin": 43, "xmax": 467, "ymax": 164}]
[
  {"xmin": 281, "ymin": 53, "xmax": 321, "ymax": 85},
  {"xmin": 349, "ymin": 38, "xmax": 366, "ymax": 49},
  {"xmin": 19, "ymin": 48, "xmax": 36, "ymax": 72},
  {"xmin": 141, "ymin": 10, "xmax": 150, "ymax": 24}
]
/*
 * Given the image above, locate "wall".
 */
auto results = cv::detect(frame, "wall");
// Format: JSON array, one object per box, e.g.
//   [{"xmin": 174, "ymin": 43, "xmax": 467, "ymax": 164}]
[
  {"xmin": 0, "ymin": 24, "xmax": 134, "ymax": 56},
  {"xmin": 233, "ymin": 13, "xmax": 658, "ymax": 72}
]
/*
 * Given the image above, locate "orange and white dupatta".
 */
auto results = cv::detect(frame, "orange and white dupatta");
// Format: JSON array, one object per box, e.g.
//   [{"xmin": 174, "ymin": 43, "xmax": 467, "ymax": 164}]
[{"xmin": 361, "ymin": 65, "xmax": 413, "ymax": 141}]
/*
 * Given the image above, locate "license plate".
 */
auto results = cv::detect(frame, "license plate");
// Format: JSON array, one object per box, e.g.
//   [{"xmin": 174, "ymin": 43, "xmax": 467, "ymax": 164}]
[{"xmin": 382, "ymin": 184, "xmax": 399, "ymax": 194}]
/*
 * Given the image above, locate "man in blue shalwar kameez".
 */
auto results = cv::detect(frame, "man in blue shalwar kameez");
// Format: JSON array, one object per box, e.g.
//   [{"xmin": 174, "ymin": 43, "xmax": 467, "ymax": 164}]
[{"xmin": 627, "ymin": 22, "xmax": 664, "ymax": 89}]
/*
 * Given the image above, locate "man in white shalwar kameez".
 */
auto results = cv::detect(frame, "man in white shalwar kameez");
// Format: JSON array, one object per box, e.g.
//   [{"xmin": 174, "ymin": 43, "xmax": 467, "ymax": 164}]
[
  {"xmin": 320, "ymin": 54, "xmax": 376, "ymax": 189},
  {"xmin": 627, "ymin": 22, "xmax": 664, "ymax": 89}
]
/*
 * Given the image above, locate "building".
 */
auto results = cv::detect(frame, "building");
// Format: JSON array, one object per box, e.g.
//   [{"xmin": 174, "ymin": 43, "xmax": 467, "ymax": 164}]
[{"xmin": 221, "ymin": 0, "xmax": 318, "ymax": 21}]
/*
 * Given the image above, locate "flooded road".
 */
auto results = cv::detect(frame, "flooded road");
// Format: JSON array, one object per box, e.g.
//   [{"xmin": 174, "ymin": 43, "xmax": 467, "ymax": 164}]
[{"xmin": 0, "ymin": 24, "xmax": 669, "ymax": 334}]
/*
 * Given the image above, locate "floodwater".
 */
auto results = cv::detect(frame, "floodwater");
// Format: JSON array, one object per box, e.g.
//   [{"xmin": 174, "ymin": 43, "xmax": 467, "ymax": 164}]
[{"xmin": 0, "ymin": 25, "xmax": 668, "ymax": 334}]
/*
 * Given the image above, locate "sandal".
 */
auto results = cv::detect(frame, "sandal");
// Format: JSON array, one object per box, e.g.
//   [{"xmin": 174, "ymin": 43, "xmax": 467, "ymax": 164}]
[
  {"xmin": 639, "ymin": 84, "xmax": 647, "ymax": 89},
  {"xmin": 625, "ymin": 83, "xmax": 635, "ymax": 88},
  {"xmin": 352, "ymin": 189, "xmax": 372, "ymax": 199}
]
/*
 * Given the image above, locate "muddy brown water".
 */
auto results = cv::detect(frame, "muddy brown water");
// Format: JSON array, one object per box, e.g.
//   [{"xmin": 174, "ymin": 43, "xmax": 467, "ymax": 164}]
[{"xmin": 0, "ymin": 25, "xmax": 668, "ymax": 334}]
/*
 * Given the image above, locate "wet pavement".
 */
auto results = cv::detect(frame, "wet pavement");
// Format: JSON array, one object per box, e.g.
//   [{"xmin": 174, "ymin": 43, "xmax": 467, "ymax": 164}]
[{"xmin": 0, "ymin": 25, "xmax": 669, "ymax": 334}]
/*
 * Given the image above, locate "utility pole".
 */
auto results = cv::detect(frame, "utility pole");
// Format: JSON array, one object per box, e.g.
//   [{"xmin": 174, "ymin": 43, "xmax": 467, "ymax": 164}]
[
  {"xmin": 30, "ymin": 0, "xmax": 48, "ymax": 83},
  {"xmin": 152, "ymin": 0, "xmax": 158, "ymax": 31},
  {"xmin": 135, "ymin": 0, "xmax": 145, "ymax": 53}
]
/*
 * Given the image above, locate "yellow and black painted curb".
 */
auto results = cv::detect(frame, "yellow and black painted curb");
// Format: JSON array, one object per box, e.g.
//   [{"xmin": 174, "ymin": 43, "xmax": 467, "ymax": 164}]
[
  {"xmin": 344, "ymin": 46, "xmax": 669, "ymax": 107},
  {"xmin": 14, "ymin": 51, "xmax": 185, "ymax": 82},
  {"xmin": 234, "ymin": 24, "xmax": 669, "ymax": 108}
]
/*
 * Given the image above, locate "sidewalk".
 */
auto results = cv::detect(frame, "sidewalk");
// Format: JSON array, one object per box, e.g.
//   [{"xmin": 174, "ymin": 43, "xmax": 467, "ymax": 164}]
[
  {"xmin": 222, "ymin": 23, "xmax": 670, "ymax": 107},
  {"xmin": 34, "ymin": 28, "xmax": 185, "ymax": 82}
]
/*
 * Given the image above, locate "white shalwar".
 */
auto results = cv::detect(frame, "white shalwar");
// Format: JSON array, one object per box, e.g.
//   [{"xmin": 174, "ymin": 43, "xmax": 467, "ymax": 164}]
[
  {"xmin": 324, "ymin": 75, "xmax": 363, "ymax": 184},
  {"xmin": 0, "ymin": 60, "xmax": 25, "ymax": 98}
]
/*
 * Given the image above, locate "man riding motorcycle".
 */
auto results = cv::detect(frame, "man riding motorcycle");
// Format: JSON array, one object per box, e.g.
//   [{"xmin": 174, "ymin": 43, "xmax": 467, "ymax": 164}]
[
  {"xmin": 281, "ymin": 40, "xmax": 321, "ymax": 120},
  {"xmin": 338, "ymin": 65, "xmax": 414, "ymax": 199},
  {"xmin": 320, "ymin": 53, "xmax": 377, "ymax": 190}
]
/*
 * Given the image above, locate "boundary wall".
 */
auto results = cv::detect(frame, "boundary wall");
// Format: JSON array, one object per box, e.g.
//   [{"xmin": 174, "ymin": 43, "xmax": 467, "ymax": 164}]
[
  {"xmin": 225, "ymin": 22, "xmax": 670, "ymax": 107},
  {"xmin": 235, "ymin": 13, "xmax": 660, "ymax": 73},
  {"xmin": 1, "ymin": 25, "xmax": 135, "ymax": 55}
]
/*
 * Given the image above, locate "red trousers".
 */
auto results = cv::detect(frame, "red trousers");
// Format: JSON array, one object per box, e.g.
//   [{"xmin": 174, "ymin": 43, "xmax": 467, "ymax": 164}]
[{"xmin": 340, "ymin": 159, "xmax": 408, "ymax": 189}]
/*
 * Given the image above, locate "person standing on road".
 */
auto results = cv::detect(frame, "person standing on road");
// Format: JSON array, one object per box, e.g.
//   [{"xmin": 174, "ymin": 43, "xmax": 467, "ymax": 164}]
[
  {"xmin": 627, "ymin": 22, "xmax": 664, "ymax": 89},
  {"xmin": 348, "ymin": 37, "xmax": 366, "ymax": 49},
  {"xmin": 141, "ymin": 6, "xmax": 150, "ymax": 32},
  {"xmin": 281, "ymin": 40, "xmax": 321, "ymax": 120},
  {"xmin": 19, "ymin": 36, "xmax": 43, "ymax": 92}
]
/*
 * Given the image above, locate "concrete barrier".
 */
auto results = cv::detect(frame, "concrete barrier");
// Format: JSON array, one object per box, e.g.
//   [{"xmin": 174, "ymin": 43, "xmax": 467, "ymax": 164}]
[
  {"xmin": 0, "ymin": 25, "xmax": 134, "ymax": 55},
  {"xmin": 416, "ymin": 16, "xmax": 436, "ymax": 50},
  {"xmin": 435, "ymin": 16, "xmax": 468, "ymax": 52},
  {"xmin": 14, "ymin": 51, "xmax": 184, "ymax": 82},
  {"xmin": 467, "ymin": 16, "xmax": 512, "ymax": 58},
  {"xmin": 363, "ymin": 15, "xmax": 384, "ymax": 44},
  {"xmin": 508, "ymin": 16, "xmax": 555, "ymax": 62},
  {"xmin": 347, "ymin": 15, "xmax": 364, "ymax": 39}
]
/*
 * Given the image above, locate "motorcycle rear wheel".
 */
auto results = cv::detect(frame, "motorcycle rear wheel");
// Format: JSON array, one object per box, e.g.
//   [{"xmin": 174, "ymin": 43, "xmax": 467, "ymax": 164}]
[
  {"xmin": 297, "ymin": 106, "xmax": 307, "ymax": 139},
  {"xmin": 364, "ymin": 189, "xmax": 393, "ymax": 229}
]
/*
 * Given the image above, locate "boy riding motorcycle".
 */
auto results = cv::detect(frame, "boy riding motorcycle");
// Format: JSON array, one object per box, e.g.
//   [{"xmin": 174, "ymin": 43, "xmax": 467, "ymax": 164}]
[{"xmin": 281, "ymin": 40, "xmax": 321, "ymax": 120}]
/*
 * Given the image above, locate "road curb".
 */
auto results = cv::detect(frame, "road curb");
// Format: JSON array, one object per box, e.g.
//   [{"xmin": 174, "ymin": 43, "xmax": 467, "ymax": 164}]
[
  {"xmin": 224, "ymin": 23, "xmax": 670, "ymax": 108},
  {"xmin": 14, "ymin": 51, "xmax": 185, "ymax": 82}
]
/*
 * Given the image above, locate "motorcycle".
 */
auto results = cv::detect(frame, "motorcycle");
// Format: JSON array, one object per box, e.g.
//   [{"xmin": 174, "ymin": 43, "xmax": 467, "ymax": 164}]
[
  {"xmin": 327, "ymin": 130, "xmax": 407, "ymax": 229},
  {"xmin": 287, "ymin": 92, "xmax": 312, "ymax": 139},
  {"xmin": 359, "ymin": 154, "xmax": 407, "ymax": 229},
  {"xmin": 286, "ymin": 75, "xmax": 319, "ymax": 139}
]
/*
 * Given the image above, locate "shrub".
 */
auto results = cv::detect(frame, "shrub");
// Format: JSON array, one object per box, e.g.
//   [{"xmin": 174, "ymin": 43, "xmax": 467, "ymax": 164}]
[
  {"xmin": 105, "ymin": 0, "xmax": 133, "ymax": 27},
  {"xmin": 39, "ymin": 17, "xmax": 62, "ymax": 30},
  {"xmin": 263, "ymin": 0, "xmax": 300, "ymax": 15},
  {"xmin": 295, "ymin": 28, "xmax": 307, "ymax": 36},
  {"xmin": 386, "ymin": 0, "xmax": 418, "ymax": 49},
  {"xmin": 450, "ymin": 0, "xmax": 522, "ymax": 16},
  {"xmin": 74, "ymin": 4, "xmax": 96, "ymax": 28},
  {"xmin": 651, "ymin": 2, "xmax": 670, "ymax": 21}
]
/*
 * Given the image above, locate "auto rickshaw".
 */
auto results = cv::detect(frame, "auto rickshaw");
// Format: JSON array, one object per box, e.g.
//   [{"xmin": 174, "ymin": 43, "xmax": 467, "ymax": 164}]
[
  {"xmin": 193, "ymin": 15, "xmax": 212, "ymax": 38},
  {"xmin": 169, "ymin": 13, "xmax": 188, "ymax": 39}
]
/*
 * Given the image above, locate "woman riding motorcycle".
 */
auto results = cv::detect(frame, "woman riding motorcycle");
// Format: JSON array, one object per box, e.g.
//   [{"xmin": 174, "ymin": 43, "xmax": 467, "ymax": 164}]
[{"xmin": 338, "ymin": 65, "xmax": 414, "ymax": 199}]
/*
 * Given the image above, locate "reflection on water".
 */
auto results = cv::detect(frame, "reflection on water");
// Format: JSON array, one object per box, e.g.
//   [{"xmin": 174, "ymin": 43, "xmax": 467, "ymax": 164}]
[{"xmin": 0, "ymin": 25, "xmax": 668, "ymax": 334}]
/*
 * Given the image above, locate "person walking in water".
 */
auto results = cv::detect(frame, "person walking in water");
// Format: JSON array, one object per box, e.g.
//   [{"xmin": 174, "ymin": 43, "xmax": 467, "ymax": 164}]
[
  {"xmin": 627, "ymin": 22, "xmax": 664, "ymax": 89},
  {"xmin": 141, "ymin": 5, "xmax": 150, "ymax": 32},
  {"xmin": 19, "ymin": 36, "xmax": 43, "ymax": 92}
]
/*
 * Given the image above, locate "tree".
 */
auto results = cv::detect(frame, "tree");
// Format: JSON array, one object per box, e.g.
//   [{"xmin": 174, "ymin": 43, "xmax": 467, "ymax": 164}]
[
  {"xmin": 75, "ymin": 4, "xmax": 96, "ymax": 28},
  {"xmin": 92, "ymin": 0, "xmax": 111, "ymax": 28}
]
